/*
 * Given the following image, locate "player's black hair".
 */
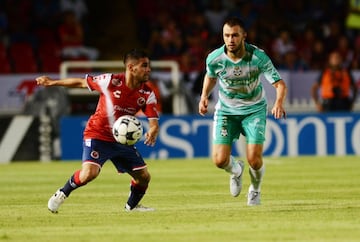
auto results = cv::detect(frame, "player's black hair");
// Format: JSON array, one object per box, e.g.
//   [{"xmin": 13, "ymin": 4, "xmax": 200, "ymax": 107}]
[
  {"xmin": 223, "ymin": 16, "xmax": 246, "ymax": 31},
  {"xmin": 123, "ymin": 49, "xmax": 149, "ymax": 65}
]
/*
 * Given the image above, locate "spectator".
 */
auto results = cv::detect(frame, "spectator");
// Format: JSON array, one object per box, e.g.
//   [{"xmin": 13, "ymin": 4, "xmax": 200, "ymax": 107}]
[
  {"xmin": 59, "ymin": 0, "xmax": 88, "ymax": 23},
  {"xmin": 5, "ymin": 0, "xmax": 34, "ymax": 44},
  {"xmin": 147, "ymin": 12, "xmax": 184, "ymax": 60},
  {"xmin": 323, "ymin": 19, "xmax": 343, "ymax": 53},
  {"xmin": 283, "ymin": 1, "xmax": 311, "ymax": 33},
  {"xmin": 295, "ymin": 27, "xmax": 317, "ymax": 68},
  {"xmin": 271, "ymin": 28, "xmax": 296, "ymax": 67},
  {"xmin": 32, "ymin": 0, "xmax": 60, "ymax": 29},
  {"xmin": 181, "ymin": 12, "xmax": 209, "ymax": 72},
  {"xmin": 228, "ymin": 0, "xmax": 258, "ymax": 30},
  {"xmin": 58, "ymin": 10, "xmax": 99, "ymax": 60},
  {"xmin": 203, "ymin": 0, "xmax": 229, "ymax": 36},
  {"xmin": 351, "ymin": 35, "xmax": 360, "ymax": 69},
  {"xmin": 309, "ymin": 39, "xmax": 327, "ymax": 69},
  {"xmin": 336, "ymin": 34, "xmax": 354, "ymax": 69},
  {"xmin": 278, "ymin": 50, "xmax": 308, "ymax": 71},
  {"xmin": 132, "ymin": 0, "xmax": 160, "ymax": 45},
  {"xmin": 311, "ymin": 51, "xmax": 358, "ymax": 112}
]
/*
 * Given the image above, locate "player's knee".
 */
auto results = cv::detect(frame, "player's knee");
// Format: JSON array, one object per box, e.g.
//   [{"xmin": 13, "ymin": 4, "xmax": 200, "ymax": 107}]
[
  {"xmin": 212, "ymin": 153, "xmax": 228, "ymax": 168},
  {"xmin": 133, "ymin": 170, "xmax": 151, "ymax": 186},
  {"xmin": 247, "ymin": 145, "xmax": 263, "ymax": 170},
  {"xmin": 247, "ymin": 155, "xmax": 263, "ymax": 170},
  {"xmin": 140, "ymin": 172, "xmax": 151, "ymax": 185}
]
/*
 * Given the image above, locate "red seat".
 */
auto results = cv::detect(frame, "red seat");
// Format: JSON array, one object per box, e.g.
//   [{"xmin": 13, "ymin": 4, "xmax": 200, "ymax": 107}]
[
  {"xmin": 37, "ymin": 41, "xmax": 62, "ymax": 60},
  {"xmin": 9, "ymin": 42, "xmax": 35, "ymax": 62},
  {"xmin": 34, "ymin": 28, "xmax": 57, "ymax": 44},
  {"xmin": 0, "ymin": 57, "xmax": 12, "ymax": 73},
  {"xmin": 0, "ymin": 43, "xmax": 8, "ymax": 60},
  {"xmin": 0, "ymin": 43, "xmax": 12, "ymax": 73},
  {"xmin": 8, "ymin": 42, "xmax": 39, "ymax": 73},
  {"xmin": 12, "ymin": 57, "xmax": 38, "ymax": 73},
  {"xmin": 40, "ymin": 55, "xmax": 62, "ymax": 72},
  {"xmin": 37, "ymin": 42, "xmax": 62, "ymax": 72}
]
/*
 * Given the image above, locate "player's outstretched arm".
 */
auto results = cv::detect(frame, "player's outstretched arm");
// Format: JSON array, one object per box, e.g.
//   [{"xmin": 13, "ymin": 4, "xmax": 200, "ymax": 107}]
[{"xmin": 36, "ymin": 76, "xmax": 87, "ymax": 88}]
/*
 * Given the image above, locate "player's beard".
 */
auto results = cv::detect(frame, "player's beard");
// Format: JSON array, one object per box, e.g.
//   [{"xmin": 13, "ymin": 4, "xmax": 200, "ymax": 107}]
[
  {"xmin": 140, "ymin": 75, "xmax": 149, "ymax": 83},
  {"xmin": 227, "ymin": 43, "xmax": 242, "ymax": 55}
]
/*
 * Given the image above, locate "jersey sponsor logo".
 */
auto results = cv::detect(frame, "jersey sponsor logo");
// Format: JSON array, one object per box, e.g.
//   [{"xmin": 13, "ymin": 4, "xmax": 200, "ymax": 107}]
[
  {"xmin": 111, "ymin": 78, "xmax": 122, "ymax": 86},
  {"xmin": 90, "ymin": 150, "xmax": 99, "ymax": 159},
  {"xmin": 113, "ymin": 90, "xmax": 121, "ymax": 98},
  {"xmin": 93, "ymin": 74, "xmax": 108, "ymax": 82},
  {"xmin": 113, "ymin": 105, "xmax": 137, "ymax": 115},
  {"xmin": 233, "ymin": 66, "xmax": 242, "ymax": 76},
  {"xmin": 137, "ymin": 97, "xmax": 146, "ymax": 106},
  {"xmin": 139, "ymin": 89, "xmax": 151, "ymax": 94}
]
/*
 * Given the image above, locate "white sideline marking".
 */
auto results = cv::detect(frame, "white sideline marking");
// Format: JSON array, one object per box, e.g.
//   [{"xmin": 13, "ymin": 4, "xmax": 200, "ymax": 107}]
[{"xmin": 0, "ymin": 115, "xmax": 34, "ymax": 163}]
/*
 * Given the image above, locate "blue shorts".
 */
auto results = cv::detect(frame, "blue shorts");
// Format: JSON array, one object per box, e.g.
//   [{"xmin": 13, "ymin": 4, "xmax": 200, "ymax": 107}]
[{"xmin": 82, "ymin": 139, "xmax": 146, "ymax": 173}]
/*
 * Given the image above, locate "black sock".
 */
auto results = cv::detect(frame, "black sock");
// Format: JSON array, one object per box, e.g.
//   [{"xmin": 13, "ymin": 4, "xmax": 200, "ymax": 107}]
[
  {"xmin": 126, "ymin": 184, "xmax": 146, "ymax": 209},
  {"xmin": 60, "ymin": 170, "xmax": 84, "ymax": 197}
]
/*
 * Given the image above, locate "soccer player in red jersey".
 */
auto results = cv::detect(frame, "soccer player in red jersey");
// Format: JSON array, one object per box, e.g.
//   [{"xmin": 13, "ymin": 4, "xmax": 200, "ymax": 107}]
[{"xmin": 36, "ymin": 49, "xmax": 160, "ymax": 212}]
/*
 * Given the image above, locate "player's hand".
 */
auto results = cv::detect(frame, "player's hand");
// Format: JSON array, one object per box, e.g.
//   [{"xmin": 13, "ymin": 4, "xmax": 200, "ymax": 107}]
[
  {"xmin": 198, "ymin": 97, "xmax": 208, "ymax": 116},
  {"xmin": 36, "ymin": 76, "xmax": 53, "ymax": 86},
  {"xmin": 271, "ymin": 105, "xmax": 286, "ymax": 119},
  {"xmin": 144, "ymin": 132, "xmax": 156, "ymax": 146}
]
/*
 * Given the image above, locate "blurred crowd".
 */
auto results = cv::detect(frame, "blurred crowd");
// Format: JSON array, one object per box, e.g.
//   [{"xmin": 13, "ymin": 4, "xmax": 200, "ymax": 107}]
[
  {"xmin": 133, "ymin": 0, "xmax": 360, "ymax": 72},
  {"xmin": 1, "ymin": 0, "xmax": 360, "ymax": 74},
  {"xmin": 0, "ymin": 0, "xmax": 97, "ymax": 73}
]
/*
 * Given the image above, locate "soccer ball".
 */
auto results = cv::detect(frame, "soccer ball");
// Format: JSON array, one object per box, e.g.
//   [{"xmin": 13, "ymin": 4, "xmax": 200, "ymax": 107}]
[{"xmin": 112, "ymin": 115, "xmax": 143, "ymax": 145}]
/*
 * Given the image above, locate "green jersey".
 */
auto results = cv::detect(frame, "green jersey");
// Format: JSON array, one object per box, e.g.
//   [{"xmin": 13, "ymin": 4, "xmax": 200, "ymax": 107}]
[{"xmin": 206, "ymin": 43, "xmax": 282, "ymax": 115}]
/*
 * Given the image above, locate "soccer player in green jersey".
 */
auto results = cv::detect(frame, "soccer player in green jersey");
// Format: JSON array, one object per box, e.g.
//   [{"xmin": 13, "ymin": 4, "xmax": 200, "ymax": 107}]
[{"xmin": 198, "ymin": 17, "xmax": 287, "ymax": 205}]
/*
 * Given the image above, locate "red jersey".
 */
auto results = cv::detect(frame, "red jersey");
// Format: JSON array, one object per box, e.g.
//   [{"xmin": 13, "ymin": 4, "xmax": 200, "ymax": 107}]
[{"xmin": 83, "ymin": 73, "xmax": 159, "ymax": 141}]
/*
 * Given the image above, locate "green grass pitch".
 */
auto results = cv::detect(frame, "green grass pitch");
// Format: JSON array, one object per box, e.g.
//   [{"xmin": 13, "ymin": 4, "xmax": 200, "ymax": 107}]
[{"xmin": 0, "ymin": 156, "xmax": 359, "ymax": 242}]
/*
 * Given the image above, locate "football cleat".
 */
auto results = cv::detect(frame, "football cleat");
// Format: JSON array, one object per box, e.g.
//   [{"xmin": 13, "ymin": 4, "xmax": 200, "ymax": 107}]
[
  {"xmin": 125, "ymin": 203, "xmax": 155, "ymax": 212},
  {"xmin": 48, "ymin": 189, "xmax": 67, "ymax": 213},
  {"xmin": 247, "ymin": 189, "xmax": 261, "ymax": 206}
]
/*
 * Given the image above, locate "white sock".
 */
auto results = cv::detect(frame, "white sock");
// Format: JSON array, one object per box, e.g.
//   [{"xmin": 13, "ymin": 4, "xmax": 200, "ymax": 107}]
[
  {"xmin": 249, "ymin": 164, "xmax": 265, "ymax": 192},
  {"xmin": 224, "ymin": 156, "xmax": 242, "ymax": 177}
]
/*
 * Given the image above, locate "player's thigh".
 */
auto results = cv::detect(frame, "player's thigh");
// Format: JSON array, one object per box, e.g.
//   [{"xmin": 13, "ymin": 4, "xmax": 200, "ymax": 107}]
[
  {"xmin": 111, "ymin": 145, "xmax": 147, "ymax": 174},
  {"xmin": 82, "ymin": 139, "xmax": 112, "ymax": 167},
  {"xmin": 213, "ymin": 114, "xmax": 242, "ymax": 145},
  {"xmin": 80, "ymin": 162, "xmax": 101, "ymax": 181},
  {"xmin": 242, "ymin": 109, "xmax": 266, "ymax": 144}
]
